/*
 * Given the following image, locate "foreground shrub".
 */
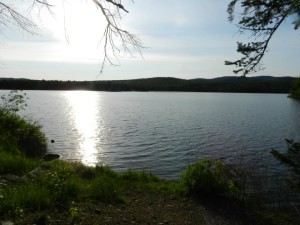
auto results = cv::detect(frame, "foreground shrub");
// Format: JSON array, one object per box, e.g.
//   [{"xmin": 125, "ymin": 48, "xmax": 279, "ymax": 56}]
[
  {"xmin": 180, "ymin": 158, "xmax": 241, "ymax": 198},
  {"xmin": 0, "ymin": 110, "xmax": 47, "ymax": 158},
  {"xmin": 38, "ymin": 161, "xmax": 77, "ymax": 201}
]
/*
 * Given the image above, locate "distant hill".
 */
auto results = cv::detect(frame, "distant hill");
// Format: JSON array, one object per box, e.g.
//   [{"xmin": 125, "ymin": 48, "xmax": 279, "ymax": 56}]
[
  {"xmin": 0, "ymin": 77, "xmax": 29, "ymax": 81},
  {"xmin": 0, "ymin": 76, "xmax": 296, "ymax": 93}
]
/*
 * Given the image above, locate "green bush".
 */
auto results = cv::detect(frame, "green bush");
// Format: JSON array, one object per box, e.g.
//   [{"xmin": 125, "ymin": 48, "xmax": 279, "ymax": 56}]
[
  {"xmin": 38, "ymin": 161, "xmax": 76, "ymax": 201},
  {"xmin": 0, "ymin": 110, "xmax": 47, "ymax": 158},
  {"xmin": 94, "ymin": 164, "xmax": 119, "ymax": 178},
  {"xmin": 64, "ymin": 176, "xmax": 86, "ymax": 200},
  {"xmin": 75, "ymin": 165, "xmax": 97, "ymax": 180},
  {"xmin": 180, "ymin": 158, "xmax": 241, "ymax": 198}
]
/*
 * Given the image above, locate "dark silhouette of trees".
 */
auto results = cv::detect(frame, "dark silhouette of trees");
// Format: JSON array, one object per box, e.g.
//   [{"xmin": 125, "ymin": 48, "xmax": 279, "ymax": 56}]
[
  {"xmin": 0, "ymin": 0, "xmax": 142, "ymax": 72},
  {"xmin": 289, "ymin": 76, "xmax": 300, "ymax": 98},
  {"xmin": 0, "ymin": 76, "xmax": 295, "ymax": 93},
  {"xmin": 271, "ymin": 139, "xmax": 300, "ymax": 192},
  {"xmin": 225, "ymin": 0, "xmax": 300, "ymax": 76}
]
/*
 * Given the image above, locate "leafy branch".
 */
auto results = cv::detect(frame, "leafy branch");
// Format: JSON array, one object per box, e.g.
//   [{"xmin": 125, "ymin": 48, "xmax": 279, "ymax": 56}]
[{"xmin": 226, "ymin": 0, "xmax": 300, "ymax": 75}]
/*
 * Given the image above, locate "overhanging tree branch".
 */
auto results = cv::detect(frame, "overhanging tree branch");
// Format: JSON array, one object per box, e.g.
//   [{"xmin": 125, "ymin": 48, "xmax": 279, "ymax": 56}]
[
  {"xmin": 0, "ymin": 1, "xmax": 51, "ymax": 34},
  {"xmin": 226, "ymin": 0, "xmax": 300, "ymax": 76},
  {"xmin": 92, "ymin": 0, "xmax": 143, "ymax": 73},
  {"xmin": 0, "ymin": 0, "xmax": 143, "ymax": 74},
  {"xmin": 0, "ymin": 2, "xmax": 37, "ymax": 33}
]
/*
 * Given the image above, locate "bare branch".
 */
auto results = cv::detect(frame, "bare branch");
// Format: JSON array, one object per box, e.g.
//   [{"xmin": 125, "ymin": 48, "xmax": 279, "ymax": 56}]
[
  {"xmin": 36, "ymin": 0, "xmax": 53, "ymax": 7},
  {"xmin": 0, "ymin": 0, "xmax": 143, "ymax": 74},
  {"xmin": 91, "ymin": 0, "xmax": 143, "ymax": 73},
  {"xmin": 0, "ymin": 1, "xmax": 52, "ymax": 34},
  {"xmin": 105, "ymin": 0, "xmax": 129, "ymax": 13}
]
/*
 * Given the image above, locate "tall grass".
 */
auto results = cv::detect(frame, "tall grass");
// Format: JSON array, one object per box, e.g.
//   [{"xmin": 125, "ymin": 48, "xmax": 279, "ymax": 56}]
[
  {"xmin": 0, "ymin": 151, "xmax": 40, "ymax": 176},
  {"xmin": 0, "ymin": 183, "xmax": 52, "ymax": 216},
  {"xmin": 0, "ymin": 109, "xmax": 47, "ymax": 158}
]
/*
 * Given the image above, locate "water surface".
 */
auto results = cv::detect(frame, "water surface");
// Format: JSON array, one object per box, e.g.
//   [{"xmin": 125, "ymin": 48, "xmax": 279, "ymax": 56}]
[{"xmin": 7, "ymin": 91, "xmax": 300, "ymax": 180}]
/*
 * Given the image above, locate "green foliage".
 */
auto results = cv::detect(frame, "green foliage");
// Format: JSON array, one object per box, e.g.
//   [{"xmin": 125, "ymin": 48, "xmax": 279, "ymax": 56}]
[
  {"xmin": 89, "ymin": 176, "xmax": 122, "ymax": 202},
  {"xmin": 0, "ymin": 109, "xmax": 47, "ymax": 158},
  {"xmin": 37, "ymin": 161, "xmax": 123, "ymax": 203},
  {"xmin": 0, "ymin": 183, "xmax": 52, "ymax": 216},
  {"xmin": 0, "ymin": 90, "xmax": 47, "ymax": 158},
  {"xmin": 289, "ymin": 77, "xmax": 300, "ymax": 99},
  {"xmin": 1, "ymin": 154, "xmax": 297, "ymax": 225},
  {"xmin": 180, "ymin": 159, "xmax": 241, "ymax": 198},
  {"xmin": 0, "ymin": 151, "xmax": 40, "ymax": 175},
  {"xmin": 121, "ymin": 169, "xmax": 160, "ymax": 183},
  {"xmin": 69, "ymin": 202, "xmax": 80, "ymax": 224},
  {"xmin": 271, "ymin": 139, "xmax": 300, "ymax": 192},
  {"xmin": 226, "ymin": 0, "xmax": 300, "ymax": 75},
  {"xmin": 94, "ymin": 164, "xmax": 119, "ymax": 178},
  {"xmin": 38, "ymin": 161, "xmax": 77, "ymax": 201},
  {"xmin": 78, "ymin": 166, "xmax": 97, "ymax": 180},
  {"xmin": 64, "ymin": 176, "xmax": 86, "ymax": 200}
]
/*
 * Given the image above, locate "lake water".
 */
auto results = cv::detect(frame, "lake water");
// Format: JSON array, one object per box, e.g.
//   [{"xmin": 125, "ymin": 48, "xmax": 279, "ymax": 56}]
[{"xmin": 3, "ymin": 90, "xmax": 300, "ymax": 180}]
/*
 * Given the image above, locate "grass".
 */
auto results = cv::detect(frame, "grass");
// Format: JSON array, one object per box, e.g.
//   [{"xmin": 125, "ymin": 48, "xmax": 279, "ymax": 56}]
[
  {"xmin": 0, "ymin": 150, "xmax": 41, "ymax": 176},
  {"xmin": 0, "ymin": 109, "xmax": 47, "ymax": 158},
  {"xmin": 0, "ymin": 183, "xmax": 52, "ymax": 216},
  {"xmin": 1, "ymin": 153, "xmax": 299, "ymax": 225},
  {"xmin": 0, "ymin": 159, "xmax": 182, "ymax": 216}
]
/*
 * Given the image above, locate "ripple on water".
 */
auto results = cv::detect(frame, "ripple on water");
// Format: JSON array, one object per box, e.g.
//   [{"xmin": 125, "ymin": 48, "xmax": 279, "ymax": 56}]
[{"xmin": 14, "ymin": 90, "xmax": 300, "ymax": 181}]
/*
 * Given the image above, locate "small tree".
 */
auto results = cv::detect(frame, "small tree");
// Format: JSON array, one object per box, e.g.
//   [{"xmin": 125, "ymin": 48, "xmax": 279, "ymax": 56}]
[
  {"xmin": 0, "ymin": 90, "xmax": 28, "ymax": 113},
  {"xmin": 271, "ymin": 139, "xmax": 300, "ymax": 192},
  {"xmin": 226, "ymin": 0, "xmax": 300, "ymax": 75}
]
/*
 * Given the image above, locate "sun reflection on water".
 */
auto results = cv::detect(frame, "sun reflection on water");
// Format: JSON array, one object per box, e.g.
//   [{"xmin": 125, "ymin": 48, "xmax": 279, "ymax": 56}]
[{"xmin": 64, "ymin": 91, "xmax": 101, "ymax": 166}]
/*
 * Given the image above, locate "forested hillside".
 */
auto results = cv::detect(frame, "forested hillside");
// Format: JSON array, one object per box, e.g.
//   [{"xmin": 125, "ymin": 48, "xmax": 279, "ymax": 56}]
[{"xmin": 0, "ymin": 76, "xmax": 295, "ymax": 93}]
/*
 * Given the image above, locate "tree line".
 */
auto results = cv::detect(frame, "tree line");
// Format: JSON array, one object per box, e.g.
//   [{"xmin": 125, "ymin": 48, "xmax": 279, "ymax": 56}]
[{"xmin": 0, "ymin": 76, "xmax": 295, "ymax": 93}]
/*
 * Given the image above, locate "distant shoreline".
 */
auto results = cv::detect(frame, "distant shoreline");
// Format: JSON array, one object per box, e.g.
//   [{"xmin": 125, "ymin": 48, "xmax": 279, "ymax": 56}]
[{"xmin": 0, "ymin": 76, "xmax": 295, "ymax": 93}]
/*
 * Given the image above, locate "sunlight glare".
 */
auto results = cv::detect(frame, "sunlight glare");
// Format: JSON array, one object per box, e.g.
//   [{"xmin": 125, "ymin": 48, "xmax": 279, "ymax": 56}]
[
  {"xmin": 41, "ymin": 1, "xmax": 107, "ymax": 62},
  {"xmin": 65, "ymin": 91, "xmax": 101, "ymax": 166}
]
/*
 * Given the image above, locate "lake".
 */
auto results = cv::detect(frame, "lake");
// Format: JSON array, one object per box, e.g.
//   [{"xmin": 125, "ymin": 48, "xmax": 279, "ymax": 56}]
[{"xmin": 4, "ymin": 90, "xmax": 300, "ymax": 180}]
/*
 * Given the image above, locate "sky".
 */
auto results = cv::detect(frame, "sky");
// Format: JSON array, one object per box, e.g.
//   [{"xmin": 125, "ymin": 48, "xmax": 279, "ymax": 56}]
[{"xmin": 0, "ymin": 0, "xmax": 299, "ymax": 81}]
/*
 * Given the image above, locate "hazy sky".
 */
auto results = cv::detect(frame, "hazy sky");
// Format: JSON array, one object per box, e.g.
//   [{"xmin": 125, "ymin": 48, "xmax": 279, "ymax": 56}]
[{"xmin": 0, "ymin": 0, "xmax": 299, "ymax": 81}]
